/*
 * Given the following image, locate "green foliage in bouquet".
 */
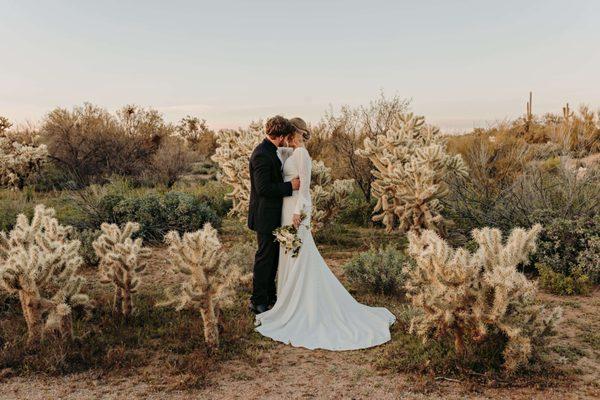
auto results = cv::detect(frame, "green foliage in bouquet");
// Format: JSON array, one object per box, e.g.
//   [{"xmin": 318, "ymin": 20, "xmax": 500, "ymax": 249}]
[{"xmin": 273, "ymin": 211, "xmax": 308, "ymax": 258}]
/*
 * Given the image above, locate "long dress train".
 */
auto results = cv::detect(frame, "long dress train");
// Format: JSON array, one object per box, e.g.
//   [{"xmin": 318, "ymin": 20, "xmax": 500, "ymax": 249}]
[{"xmin": 255, "ymin": 147, "xmax": 395, "ymax": 351}]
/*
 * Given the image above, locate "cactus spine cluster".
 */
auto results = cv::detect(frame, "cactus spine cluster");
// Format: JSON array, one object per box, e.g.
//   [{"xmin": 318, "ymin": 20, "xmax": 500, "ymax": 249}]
[
  {"xmin": 0, "ymin": 116, "xmax": 48, "ymax": 189},
  {"xmin": 93, "ymin": 222, "xmax": 151, "ymax": 318},
  {"xmin": 211, "ymin": 122, "xmax": 263, "ymax": 218},
  {"xmin": 406, "ymin": 224, "xmax": 562, "ymax": 371},
  {"xmin": 0, "ymin": 205, "xmax": 90, "ymax": 347},
  {"xmin": 160, "ymin": 223, "xmax": 250, "ymax": 349},
  {"xmin": 356, "ymin": 113, "xmax": 467, "ymax": 234},
  {"xmin": 310, "ymin": 160, "xmax": 354, "ymax": 231}
]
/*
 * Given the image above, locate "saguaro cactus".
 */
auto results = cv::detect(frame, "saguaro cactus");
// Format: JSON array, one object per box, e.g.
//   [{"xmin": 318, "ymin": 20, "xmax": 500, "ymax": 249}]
[
  {"xmin": 93, "ymin": 222, "xmax": 151, "ymax": 318},
  {"xmin": 0, "ymin": 204, "xmax": 90, "ymax": 347},
  {"xmin": 356, "ymin": 113, "xmax": 467, "ymax": 235},
  {"xmin": 160, "ymin": 223, "xmax": 250, "ymax": 349},
  {"xmin": 405, "ymin": 224, "xmax": 562, "ymax": 371}
]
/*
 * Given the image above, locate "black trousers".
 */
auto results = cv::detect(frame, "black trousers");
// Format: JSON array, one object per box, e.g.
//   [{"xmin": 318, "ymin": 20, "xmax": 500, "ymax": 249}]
[{"xmin": 251, "ymin": 232, "xmax": 279, "ymax": 306}]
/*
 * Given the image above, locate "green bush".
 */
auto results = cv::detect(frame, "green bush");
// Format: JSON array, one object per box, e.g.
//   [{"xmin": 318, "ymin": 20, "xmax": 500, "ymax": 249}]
[
  {"xmin": 72, "ymin": 228, "xmax": 101, "ymax": 267},
  {"xmin": 577, "ymin": 236, "xmax": 600, "ymax": 284},
  {"xmin": 337, "ymin": 188, "xmax": 376, "ymax": 226},
  {"xmin": 186, "ymin": 180, "xmax": 233, "ymax": 217},
  {"xmin": 342, "ymin": 244, "xmax": 410, "ymax": 295},
  {"xmin": 444, "ymin": 163, "xmax": 600, "ymax": 241},
  {"xmin": 314, "ymin": 223, "xmax": 360, "ymax": 247},
  {"xmin": 536, "ymin": 263, "xmax": 590, "ymax": 296},
  {"xmin": 112, "ymin": 191, "xmax": 220, "ymax": 243},
  {"xmin": 535, "ymin": 215, "xmax": 600, "ymax": 280}
]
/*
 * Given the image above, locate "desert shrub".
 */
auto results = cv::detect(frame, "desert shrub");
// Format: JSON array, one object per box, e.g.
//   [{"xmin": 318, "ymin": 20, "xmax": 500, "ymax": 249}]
[
  {"xmin": 112, "ymin": 191, "xmax": 220, "ymax": 243},
  {"xmin": 0, "ymin": 190, "xmax": 30, "ymax": 231},
  {"xmin": 175, "ymin": 116, "xmax": 219, "ymax": 158},
  {"xmin": 72, "ymin": 228, "xmax": 101, "ymax": 267},
  {"xmin": 31, "ymin": 162, "xmax": 77, "ymax": 192},
  {"xmin": 445, "ymin": 161, "xmax": 600, "ymax": 243},
  {"xmin": 343, "ymin": 245, "xmax": 409, "ymax": 295},
  {"xmin": 186, "ymin": 180, "xmax": 233, "ymax": 217},
  {"xmin": 577, "ymin": 236, "xmax": 600, "ymax": 284},
  {"xmin": 69, "ymin": 186, "xmax": 221, "ymax": 243},
  {"xmin": 146, "ymin": 135, "xmax": 195, "ymax": 188},
  {"xmin": 313, "ymin": 222, "xmax": 361, "ymax": 247},
  {"xmin": 536, "ymin": 264, "xmax": 590, "ymax": 295},
  {"xmin": 227, "ymin": 240, "xmax": 256, "ymax": 275},
  {"xmin": 336, "ymin": 186, "xmax": 377, "ymax": 226},
  {"xmin": 40, "ymin": 103, "xmax": 173, "ymax": 186},
  {"xmin": 406, "ymin": 225, "xmax": 561, "ymax": 372},
  {"xmin": 534, "ymin": 215, "xmax": 600, "ymax": 285}
]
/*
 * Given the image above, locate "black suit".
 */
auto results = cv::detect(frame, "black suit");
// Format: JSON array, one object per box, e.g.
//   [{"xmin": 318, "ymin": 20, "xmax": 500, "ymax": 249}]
[{"xmin": 248, "ymin": 139, "xmax": 293, "ymax": 306}]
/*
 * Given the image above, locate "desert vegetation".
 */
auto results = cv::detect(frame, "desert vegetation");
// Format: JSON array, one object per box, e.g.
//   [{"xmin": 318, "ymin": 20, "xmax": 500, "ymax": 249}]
[{"xmin": 1, "ymin": 94, "xmax": 599, "ymax": 398}]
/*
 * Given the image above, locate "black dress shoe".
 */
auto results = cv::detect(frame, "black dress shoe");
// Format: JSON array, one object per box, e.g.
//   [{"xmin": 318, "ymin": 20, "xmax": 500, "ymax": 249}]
[{"xmin": 249, "ymin": 303, "xmax": 269, "ymax": 314}]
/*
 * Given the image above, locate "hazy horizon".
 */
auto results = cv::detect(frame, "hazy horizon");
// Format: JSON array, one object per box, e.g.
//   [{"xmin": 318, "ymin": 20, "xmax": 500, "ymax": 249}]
[{"xmin": 2, "ymin": 0, "xmax": 599, "ymax": 133}]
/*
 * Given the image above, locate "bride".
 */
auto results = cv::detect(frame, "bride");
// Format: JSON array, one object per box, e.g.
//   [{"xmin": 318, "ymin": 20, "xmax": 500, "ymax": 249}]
[{"xmin": 255, "ymin": 117, "xmax": 396, "ymax": 351}]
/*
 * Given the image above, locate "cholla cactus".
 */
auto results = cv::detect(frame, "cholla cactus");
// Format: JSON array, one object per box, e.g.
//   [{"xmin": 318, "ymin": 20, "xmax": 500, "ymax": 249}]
[
  {"xmin": 406, "ymin": 224, "xmax": 562, "ymax": 371},
  {"xmin": 211, "ymin": 122, "xmax": 354, "ymax": 227},
  {"xmin": 0, "ymin": 204, "xmax": 91, "ymax": 347},
  {"xmin": 356, "ymin": 113, "xmax": 467, "ymax": 234},
  {"xmin": 160, "ymin": 223, "xmax": 250, "ymax": 349},
  {"xmin": 310, "ymin": 161, "xmax": 354, "ymax": 231},
  {"xmin": 93, "ymin": 222, "xmax": 151, "ymax": 318},
  {"xmin": 211, "ymin": 122, "xmax": 263, "ymax": 217},
  {"xmin": 0, "ymin": 116, "xmax": 48, "ymax": 189}
]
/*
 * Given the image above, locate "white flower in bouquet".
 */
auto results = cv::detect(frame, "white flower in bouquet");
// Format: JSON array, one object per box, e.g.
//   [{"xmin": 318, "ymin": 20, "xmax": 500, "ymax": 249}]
[{"xmin": 273, "ymin": 211, "xmax": 308, "ymax": 258}]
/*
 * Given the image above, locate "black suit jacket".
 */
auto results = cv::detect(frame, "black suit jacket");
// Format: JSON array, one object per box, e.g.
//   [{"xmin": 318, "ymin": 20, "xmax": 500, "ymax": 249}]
[{"xmin": 247, "ymin": 139, "xmax": 293, "ymax": 234}]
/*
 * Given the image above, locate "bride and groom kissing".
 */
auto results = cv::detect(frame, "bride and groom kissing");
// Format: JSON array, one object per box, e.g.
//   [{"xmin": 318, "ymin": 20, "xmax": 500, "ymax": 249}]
[{"xmin": 248, "ymin": 115, "xmax": 395, "ymax": 351}]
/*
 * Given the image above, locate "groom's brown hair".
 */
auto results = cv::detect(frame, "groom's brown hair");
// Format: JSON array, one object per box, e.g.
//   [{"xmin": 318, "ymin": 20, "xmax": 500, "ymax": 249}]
[{"xmin": 265, "ymin": 115, "xmax": 295, "ymax": 138}]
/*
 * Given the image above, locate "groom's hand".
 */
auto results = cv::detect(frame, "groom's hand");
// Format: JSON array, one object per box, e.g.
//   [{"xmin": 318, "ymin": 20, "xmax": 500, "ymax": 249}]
[{"xmin": 291, "ymin": 177, "xmax": 300, "ymax": 190}]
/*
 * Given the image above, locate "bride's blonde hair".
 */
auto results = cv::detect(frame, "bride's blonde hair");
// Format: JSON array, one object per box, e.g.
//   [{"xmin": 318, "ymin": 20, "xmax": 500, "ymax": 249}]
[{"xmin": 289, "ymin": 117, "xmax": 311, "ymax": 142}]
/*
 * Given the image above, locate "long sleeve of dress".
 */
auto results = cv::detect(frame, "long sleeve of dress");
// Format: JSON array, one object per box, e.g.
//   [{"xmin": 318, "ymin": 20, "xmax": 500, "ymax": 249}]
[{"xmin": 293, "ymin": 147, "xmax": 312, "ymax": 215}]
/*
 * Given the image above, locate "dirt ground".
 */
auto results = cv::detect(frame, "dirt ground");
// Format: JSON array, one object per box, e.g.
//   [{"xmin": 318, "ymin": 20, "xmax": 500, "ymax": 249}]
[{"xmin": 1, "ymin": 247, "xmax": 599, "ymax": 400}]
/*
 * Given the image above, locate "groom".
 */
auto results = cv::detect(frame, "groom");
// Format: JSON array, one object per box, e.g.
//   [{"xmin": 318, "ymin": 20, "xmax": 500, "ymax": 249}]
[{"xmin": 248, "ymin": 116, "xmax": 300, "ymax": 314}]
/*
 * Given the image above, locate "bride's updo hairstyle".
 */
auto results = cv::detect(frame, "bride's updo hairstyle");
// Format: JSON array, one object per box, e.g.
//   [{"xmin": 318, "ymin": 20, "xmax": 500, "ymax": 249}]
[{"xmin": 289, "ymin": 117, "xmax": 311, "ymax": 142}]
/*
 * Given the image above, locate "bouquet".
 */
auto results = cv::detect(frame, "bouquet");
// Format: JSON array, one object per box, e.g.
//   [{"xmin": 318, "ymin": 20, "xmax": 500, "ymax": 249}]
[{"xmin": 273, "ymin": 211, "xmax": 307, "ymax": 258}]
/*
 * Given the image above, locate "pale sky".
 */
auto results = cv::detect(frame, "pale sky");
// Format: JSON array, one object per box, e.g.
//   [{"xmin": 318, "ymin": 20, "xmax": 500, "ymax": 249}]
[{"xmin": 1, "ymin": 0, "xmax": 599, "ymax": 132}]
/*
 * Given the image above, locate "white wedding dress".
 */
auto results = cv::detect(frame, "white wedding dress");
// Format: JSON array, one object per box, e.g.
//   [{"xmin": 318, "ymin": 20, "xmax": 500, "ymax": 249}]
[{"xmin": 255, "ymin": 147, "xmax": 395, "ymax": 351}]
